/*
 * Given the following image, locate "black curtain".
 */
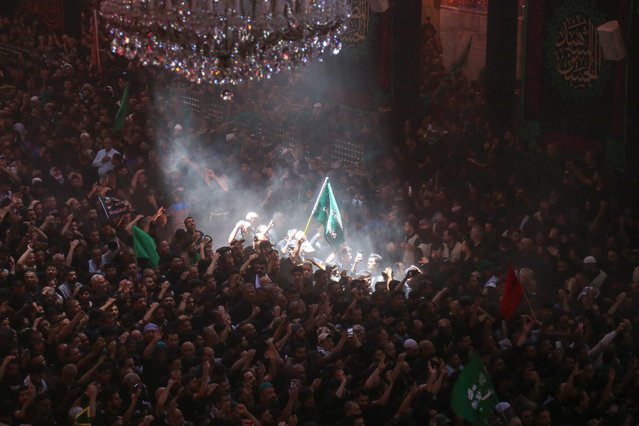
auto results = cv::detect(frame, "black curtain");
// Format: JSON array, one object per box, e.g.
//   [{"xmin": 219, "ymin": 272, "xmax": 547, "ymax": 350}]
[
  {"xmin": 0, "ymin": 0, "xmax": 19, "ymax": 17},
  {"xmin": 64, "ymin": 0, "xmax": 82, "ymax": 39},
  {"xmin": 626, "ymin": 1, "xmax": 639, "ymax": 174},
  {"xmin": 391, "ymin": 0, "xmax": 421, "ymax": 119},
  {"xmin": 485, "ymin": 0, "xmax": 519, "ymax": 132}
]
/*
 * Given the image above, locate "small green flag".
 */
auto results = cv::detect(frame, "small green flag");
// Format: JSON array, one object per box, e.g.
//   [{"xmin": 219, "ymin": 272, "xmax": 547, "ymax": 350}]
[
  {"xmin": 132, "ymin": 225, "xmax": 159, "ymax": 268},
  {"xmin": 450, "ymin": 36, "xmax": 473, "ymax": 75},
  {"xmin": 451, "ymin": 352, "xmax": 498, "ymax": 426},
  {"xmin": 311, "ymin": 178, "xmax": 344, "ymax": 249},
  {"xmin": 113, "ymin": 83, "xmax": 130, "ymax": 131}
]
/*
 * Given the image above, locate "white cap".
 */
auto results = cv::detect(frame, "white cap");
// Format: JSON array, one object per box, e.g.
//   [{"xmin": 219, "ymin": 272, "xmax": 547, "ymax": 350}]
[
  {"xmin": 403, "ymin": 338, "xmax": 418, "ymax": 349},
  {"xmin": 498, "ymin": 338, "xmax": 512, "ymax": 350},
  {"xmin": 12, "ymin": 123, "xmax": 26, "ymax": 135},
  {"xmin": 583, "ymin": 256, "xmax": 597, "ymax": 264},
  {"xmin": 495, "ymin": 402, "xmax": 512, "ymax": 412}
]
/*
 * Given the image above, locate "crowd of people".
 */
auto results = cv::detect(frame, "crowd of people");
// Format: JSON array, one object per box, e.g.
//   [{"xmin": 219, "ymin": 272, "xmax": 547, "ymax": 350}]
[{"xmin": 0, "ymin": 7, "xmax": 638, "ymax": 426}]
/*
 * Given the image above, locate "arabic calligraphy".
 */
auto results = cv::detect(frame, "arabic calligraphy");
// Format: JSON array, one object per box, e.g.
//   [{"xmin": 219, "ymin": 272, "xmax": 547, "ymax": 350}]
[
  {"xmin": 466, "ymin": 372, "xmax": 494, "ymax": 410},
  {"xmin": 554, "ymin": 13, "xmax": 602, "ymax": 88},
  {"xmin": 343, "ymin": 0, "xmax": 369, "ymax": 44}
]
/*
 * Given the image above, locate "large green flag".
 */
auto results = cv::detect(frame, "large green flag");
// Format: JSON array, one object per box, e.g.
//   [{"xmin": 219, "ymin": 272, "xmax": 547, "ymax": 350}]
[
  {"xmin": 450, "ymin": 36, "xmax": 473, "ymax": 75},
  {"xmin": 311, "ymin": 178, "xmax": 344, "ymax": 249},
  {"xmin": 451, "ymin": 352, "xmax": 498, "ymax": 426},
  {"xmin": 132, "ymin": 225, "xmax": 159, "ymax": 268},
  {"xmin": 113, "ymin": 83, "xmax": 130, "ymax": 131}
]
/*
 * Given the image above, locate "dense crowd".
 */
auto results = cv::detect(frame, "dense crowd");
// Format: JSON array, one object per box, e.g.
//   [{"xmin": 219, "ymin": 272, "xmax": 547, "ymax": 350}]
[{"xmin": 0, "ymin": 8, "xmax": 638, "ymax": 426}]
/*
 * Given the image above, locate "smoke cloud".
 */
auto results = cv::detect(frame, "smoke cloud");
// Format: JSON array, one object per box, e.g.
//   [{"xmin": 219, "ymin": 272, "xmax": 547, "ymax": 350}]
[{"xmin": 150, "ymin": 57, "xmax": 390, "ymax": 270}]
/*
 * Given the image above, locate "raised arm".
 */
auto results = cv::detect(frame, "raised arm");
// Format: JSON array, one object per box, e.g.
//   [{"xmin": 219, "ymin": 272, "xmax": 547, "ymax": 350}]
[{"xmin": 204, "ymin": 169, "xmax": 229, "ymax": 192}]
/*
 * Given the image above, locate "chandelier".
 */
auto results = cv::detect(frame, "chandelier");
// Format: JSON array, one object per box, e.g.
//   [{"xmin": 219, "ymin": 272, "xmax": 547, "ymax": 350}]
[{"xmin": 100, "ymin": 0, "xmax": 351, "ymax": 85}]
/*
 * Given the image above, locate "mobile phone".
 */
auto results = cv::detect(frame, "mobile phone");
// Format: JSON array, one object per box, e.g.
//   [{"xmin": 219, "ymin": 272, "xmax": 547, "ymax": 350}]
[
  {"xmin": 555, "ymin": 341, "xmax": 562, "ymax": 349},
  {"xmin": 347, "ymin": 327, "xmax": 354, "ymax": 337}
]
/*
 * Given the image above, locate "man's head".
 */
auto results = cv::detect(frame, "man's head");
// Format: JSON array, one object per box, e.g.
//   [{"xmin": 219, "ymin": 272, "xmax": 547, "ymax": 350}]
[
  {"xmin": 184, "ymin": 217, "xmax": 196, "ymax": 233},
  {"xmin": 291, "ymin": 266, "xmax": 304, "ymax": 287},
  {"xmin": 367, "ymin": 253, "xmax": 382, "ymax": 271},
  {"xmin": 64, "ymin": 269, "xmax": 78, "ymax": 284},
  {"xmin": 90, "ymin": 274, "xmax": 108, "ymax": 294},
  {"xmin": 582, "ymin": 256, "xmax": 598, "ymax": 276},
  {"xmin": 258, "ymin": 381, "xmax": 277, "ymax": 404}
]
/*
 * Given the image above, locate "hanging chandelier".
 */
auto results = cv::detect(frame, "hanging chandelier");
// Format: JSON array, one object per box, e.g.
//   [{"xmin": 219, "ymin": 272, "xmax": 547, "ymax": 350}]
[{"xmin": 100, "ymin": 0, "xmax": 351, "ymax": 85}]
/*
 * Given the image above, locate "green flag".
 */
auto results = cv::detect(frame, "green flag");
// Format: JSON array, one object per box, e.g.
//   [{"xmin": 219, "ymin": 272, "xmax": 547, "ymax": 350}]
[
  {"xmin": 311, "ymin": 178, "xmax": 344, "ymax": 249},
  {"xmin": 450, "ymin": 36, "xmax": 473, "ymax": 75},
  {"xmin": 451, "ymin": 352, "xmax": 498, "ymax": 426},
  {"xmin": 113, "ymin": 83, "xmax": 130, "ymax": 131},
  {"xmin": 132, "ymin": 225, "xmax": 159, "ymax": 268}
]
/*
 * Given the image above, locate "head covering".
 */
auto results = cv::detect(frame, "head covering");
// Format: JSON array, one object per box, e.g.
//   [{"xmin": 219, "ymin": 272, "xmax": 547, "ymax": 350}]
[
  {"xmin": 258, "ymin": 381, "xmax": 274, "ymax": 391},
  {"xmin": 498, "ymin": 338, "xmax": 513, "ymax": 350},
  {"xmin": 495, "ymin": 402, "xmax": 511, "ymax": 413},
  {"xmin": 583, "ymin": 256, "xmax": 597, "ymax": 264},
  {"xmin": 153, "ymin": 341, "xmax": 168, "ymax": 353},
  {"xmin": 403, "ymin": 338, "xmax": 418, "ymax": 350},
  {"xmin": 13, "ymin": 123, "xmax": 26, "ymax": 135},
  {"xmin": 144, "ymin": 323, "xmax": 159, "ymax": 333},
  {"xmin": 434, "ymin": 413, "xmax": 451, "ymax": 425}
]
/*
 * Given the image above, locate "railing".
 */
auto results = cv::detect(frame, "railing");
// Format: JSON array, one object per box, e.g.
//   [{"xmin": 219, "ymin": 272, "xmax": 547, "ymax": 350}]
[
  {"xmin": 179, "ymin": 91, "xmax": 365, "ymax": 165},
  {"xmin": 0, "ymin": 44, "xmax": 30, "ymax": 61}
]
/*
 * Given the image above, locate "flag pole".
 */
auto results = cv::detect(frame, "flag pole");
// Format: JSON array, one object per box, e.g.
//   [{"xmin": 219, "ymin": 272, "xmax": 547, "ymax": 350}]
[
  {"xmin": 511, "ymin": 261, "xmax": 537, "ymax": 319},
  {"xmin": 302, "ymin": 177, "xmax": 328, "ymax": 237},
  {"xmin": 93, "ymin": 8, "xmax": 101, "ymax": 74},
  {"xmin": 97, "ymin": 196, "xmax": 110, "ymax": 220},
  {"xmin": 522, "ymin": 289, "xmax": 537, "ymax": 320},
  {"xmin": 481, "ymin": 354, "xmax": 502, "ymax": 425}
]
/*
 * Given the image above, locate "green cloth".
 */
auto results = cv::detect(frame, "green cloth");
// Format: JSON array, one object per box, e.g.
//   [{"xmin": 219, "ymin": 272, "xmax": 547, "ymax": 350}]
[
  {"xmin": 113, "ymin": 83, "xmax": 130, "ymax": 131},
  {"xmin": 311, "ymin": 178, "xmax": 345, "ymax": 249},
  {"xmin": 132, "ymin": 225, "xmax": 159, "ymax": 268},
  {"xmin": 451, "ymin": 352, "xmax": 498, "ymax": 426},
  {"xmin": 450, "ymin": 36, "xmax": 473, "ymax": 75}
]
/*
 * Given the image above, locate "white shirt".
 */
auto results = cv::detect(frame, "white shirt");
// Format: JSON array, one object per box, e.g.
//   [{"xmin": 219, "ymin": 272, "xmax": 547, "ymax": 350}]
[{"xmin": 92, "ymin": 148, "xmax": 120, "ymax": 176}]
